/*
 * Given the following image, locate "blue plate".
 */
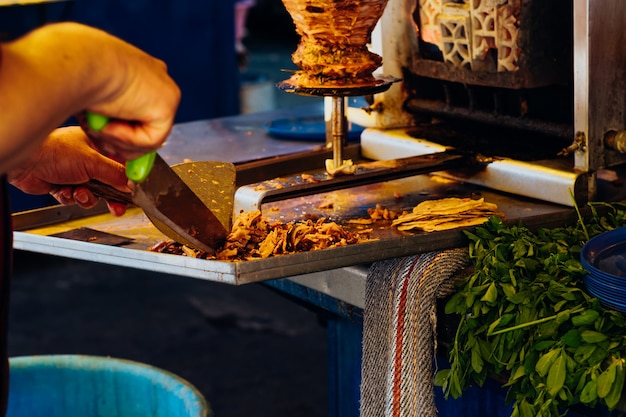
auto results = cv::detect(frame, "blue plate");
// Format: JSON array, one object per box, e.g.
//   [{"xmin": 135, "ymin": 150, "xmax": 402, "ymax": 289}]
[
  {"xmin": 585, "ymin": 281, "xmax": 626, "ymax": 302},
  {"xmin": 585, "ymin": 275, "xmax": 626, "ymax": 295},
  {"xmin": 581, "ymin": 227, "xmax": 626, "ymax": 280},
  {"xmin": 264, "ymin": 116, "xmax": 365, "ymax": 142},
  {"xmin": 581, "ymin": 228, "xmax": 626, "ymax": 312},
  {"xmin": 583, "ymin": 280, "xmax": 626, "ymax": 309}
]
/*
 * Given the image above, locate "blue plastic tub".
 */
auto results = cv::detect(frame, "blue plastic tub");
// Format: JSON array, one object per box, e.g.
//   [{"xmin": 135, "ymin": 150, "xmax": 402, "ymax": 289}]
[{"xmin": 7, "ymin": 355, "xmax": 211, "ymax": 417}]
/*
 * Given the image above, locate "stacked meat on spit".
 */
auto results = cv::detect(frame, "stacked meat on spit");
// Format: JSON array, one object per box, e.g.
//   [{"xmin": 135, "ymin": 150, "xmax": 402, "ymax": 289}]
[{"xmin": 281, "ymin": 0, "xmax": 389, "ymax": 87}]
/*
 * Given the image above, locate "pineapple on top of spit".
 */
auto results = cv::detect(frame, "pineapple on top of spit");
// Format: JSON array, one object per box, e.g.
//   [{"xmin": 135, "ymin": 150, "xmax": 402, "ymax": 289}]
[{"xmin": 281, "ymin": 0, "xmax": 389, "ymax": 87}]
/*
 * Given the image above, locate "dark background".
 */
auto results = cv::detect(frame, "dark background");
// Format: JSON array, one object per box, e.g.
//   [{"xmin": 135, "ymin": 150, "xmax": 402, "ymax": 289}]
[
  {"xmin": 0, "ymin": 0, "xmax": 240, "ymax": 122},
  {"xmin": 3, "ymin": 2, "xmax": 330, "ymax": 416}
]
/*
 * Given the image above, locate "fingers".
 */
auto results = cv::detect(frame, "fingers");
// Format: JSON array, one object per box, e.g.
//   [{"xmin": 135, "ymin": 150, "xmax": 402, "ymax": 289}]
[
  {"xmin": 77, "ymin": 49, "xmax": 181, "ymax": 161},
  {"xmin": 106, "ymin": 201, "xmax": 127, "ymax": 217},
  {"xmin": 50, "ymin": 186, "xmax": 97, "ymax": 207},
  {"xmin": 94, "ymin": 121, "xmax": 170, "ymax": 161},
  {"xmin": 50, "ymin": 185, "xmax": 127, "ymax": 216},
  {"xmin": 78, "ymin": 112, "xmax": 173, "ymax": 162}
]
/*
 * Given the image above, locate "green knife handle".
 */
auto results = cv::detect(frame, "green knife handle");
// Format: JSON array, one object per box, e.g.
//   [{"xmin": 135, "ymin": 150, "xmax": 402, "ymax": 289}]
[
  {"xmin": 85, "ymin": 112, "xmax": 109, "ymax": 131},
  {"xmin": 85, "ymin": 111, "xmax": 155, "ymax": 183},
  {"xmin": 125, "ymin": 151, "xmax": 156, "ymax": 183}
]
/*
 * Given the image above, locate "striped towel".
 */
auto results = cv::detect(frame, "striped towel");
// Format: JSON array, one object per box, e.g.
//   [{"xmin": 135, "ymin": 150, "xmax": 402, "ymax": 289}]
[{"xmin": 360, "ymin": 249, "xmax": 469, "ymax": 417}]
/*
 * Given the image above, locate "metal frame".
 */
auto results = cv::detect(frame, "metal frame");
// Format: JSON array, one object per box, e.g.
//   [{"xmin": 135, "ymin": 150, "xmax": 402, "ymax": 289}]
[{"xmin": 574, "ymin": 0, "xmax": 626, "ymax": 200}]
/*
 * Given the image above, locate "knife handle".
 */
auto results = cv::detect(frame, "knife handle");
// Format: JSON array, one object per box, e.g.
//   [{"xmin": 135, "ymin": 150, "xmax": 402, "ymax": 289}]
[
  {"xmin": 81, "ymin": 180, "xmax": 134, "ymax": 205},
  {"xmin": 85, "ymin": 112, "xmax": 109, "ymax": 131},
  {"xmin": 85, "ymin": 111, "xmax": 156, "ymax": 183},
  {"xmin": 125, "ymin": 151, "xmax": 156, "ymax": 183}
]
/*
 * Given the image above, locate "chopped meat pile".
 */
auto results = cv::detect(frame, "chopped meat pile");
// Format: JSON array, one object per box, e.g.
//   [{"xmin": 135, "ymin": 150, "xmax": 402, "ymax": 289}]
[
  {"xmin": 368, "ymin": 203, "xmax": 399, "ymax": 221},
  {"xmin": 150, "ymin": 210, "xmax": 367, "ymax": 261},
  {"xmin": 281, "ymin": 0, "xmax": 389, "ymax": 87}
]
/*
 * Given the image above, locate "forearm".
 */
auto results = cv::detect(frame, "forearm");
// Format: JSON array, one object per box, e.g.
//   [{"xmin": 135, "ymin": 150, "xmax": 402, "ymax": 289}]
[{"xmin": 0, "ymin": 23, "xmax": 124, "ymax": 173}]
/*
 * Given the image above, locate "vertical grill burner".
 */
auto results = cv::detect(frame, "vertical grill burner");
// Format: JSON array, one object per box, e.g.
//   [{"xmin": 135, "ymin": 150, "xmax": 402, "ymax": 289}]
[
  {"xmin": 413, "ymin": 0, "xmax": 572, "ymax": 80},
  {"xmin": 404, "ymin": 0, "xmax": 573, "ymax": 138},
  {"xmin": 358, "ymin": 0, "xmax": 626, "ymax": 205},
  {"xmin": 403, "ymin": 73, "xmax": 573, "ymax": 139}
]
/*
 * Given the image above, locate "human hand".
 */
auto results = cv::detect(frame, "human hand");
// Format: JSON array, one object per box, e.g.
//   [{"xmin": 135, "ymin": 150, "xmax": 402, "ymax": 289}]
[
  {"xmin": 0, "ymin": 22, "xmax": 180, "ymax": 175},
  {"xmin": 7, "ymin": 126, "xmax": 130, "ymax": 216},
  {"xmin": 72, "ymin": 23, "xmax": 181, "ymax": 160}
]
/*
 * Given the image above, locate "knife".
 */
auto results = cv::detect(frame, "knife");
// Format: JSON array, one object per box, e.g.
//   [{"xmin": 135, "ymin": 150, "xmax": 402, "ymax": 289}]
[{"xmin": 82, "ymin": 112, "xmax": 229, "ymax": 253}]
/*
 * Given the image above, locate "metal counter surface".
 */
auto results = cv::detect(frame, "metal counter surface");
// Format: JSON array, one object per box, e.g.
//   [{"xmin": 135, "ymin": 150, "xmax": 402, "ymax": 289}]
[
  {"xmin": 13, "ymin": 104, "xmax": 577, "ymax": 306},
  {"xmin": 158, "ymin": 103, "xmax": 327, "ymax": 165}
]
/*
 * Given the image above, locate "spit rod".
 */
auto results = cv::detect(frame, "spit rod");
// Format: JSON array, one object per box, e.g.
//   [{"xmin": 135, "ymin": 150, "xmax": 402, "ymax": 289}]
[{"xmin": 330, "ymin": 96, "xmax": 347, "ymax": 169}]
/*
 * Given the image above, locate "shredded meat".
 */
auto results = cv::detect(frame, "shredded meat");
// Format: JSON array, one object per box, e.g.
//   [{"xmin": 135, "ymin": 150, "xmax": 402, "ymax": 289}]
[
  {"xmin": 290, "ymin": 44, "xmax": 382, "ymax": 85},
  {"xmin": 150, "ymin": 210, "xmax": 367, "ymax": 261},
  {"xmin": 367, "ymin": 203, "xmax": 399, "ymax": 221}
]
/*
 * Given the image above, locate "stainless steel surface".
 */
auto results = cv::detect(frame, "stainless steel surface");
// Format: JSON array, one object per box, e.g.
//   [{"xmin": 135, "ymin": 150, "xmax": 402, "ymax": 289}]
[
  {"xmin": 13, "ymin": 179, "xmax": 571, "ymax": 285},
  {"xmin": 233, "ymin": 150, "xmax": 472, "ymax": 213},
  {"xmin": 573, "ymin": 0, "xmax": 626, "ymax": 202},
  {"xmin": 159, "ymin": 104, "xmax": 326, "ymax": 165},
  {"xmin": 235, "ymin": 144, "xmax": 362, "ymax": 187},
  {"xmin": 289, "ymin": 266, "xmax": 368, "ymax": 309},
  {"xmin": 360, "ymin": 128, "xmax": 587, "ymax": 207}
]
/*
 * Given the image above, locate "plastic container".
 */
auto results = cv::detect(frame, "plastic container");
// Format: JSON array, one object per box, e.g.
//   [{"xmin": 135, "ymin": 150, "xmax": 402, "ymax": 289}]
[{"xmin": 7, "ymin": 355, "xmax": 211, "ymax": 417}]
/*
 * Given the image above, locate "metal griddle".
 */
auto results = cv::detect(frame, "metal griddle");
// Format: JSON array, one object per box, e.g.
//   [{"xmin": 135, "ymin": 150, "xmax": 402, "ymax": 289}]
[{"xmin": 12, "ymin": 170, "xmax": 574, "ymax": 285}]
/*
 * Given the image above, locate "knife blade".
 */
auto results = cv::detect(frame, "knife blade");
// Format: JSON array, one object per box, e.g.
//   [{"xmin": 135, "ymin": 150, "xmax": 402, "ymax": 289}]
[
  {"xmin": 82, "ymin": 155, "xmax": 229, "ymax": 254},
  {"xmin": 133, "ymin": 154, "xmax": 228, "ymax": 253}
]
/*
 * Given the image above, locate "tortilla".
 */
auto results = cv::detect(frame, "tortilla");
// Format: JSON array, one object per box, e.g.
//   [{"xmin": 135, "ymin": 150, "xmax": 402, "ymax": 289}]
[{"xmin": 392, "ymin": 197, "xmax": 503, "ymax": 232}]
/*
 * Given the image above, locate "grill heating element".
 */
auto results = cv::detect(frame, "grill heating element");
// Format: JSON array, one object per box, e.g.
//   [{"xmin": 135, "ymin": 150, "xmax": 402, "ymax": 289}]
[{"xmin": 344, "ymin": 0, "xmax": 626, "ymax": 206}]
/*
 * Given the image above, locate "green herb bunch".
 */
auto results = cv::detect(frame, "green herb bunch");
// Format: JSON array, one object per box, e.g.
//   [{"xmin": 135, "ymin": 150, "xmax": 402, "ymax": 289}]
[{"xmin": 435, "ymin": 203, "xmax": 626, "ymax": 417}]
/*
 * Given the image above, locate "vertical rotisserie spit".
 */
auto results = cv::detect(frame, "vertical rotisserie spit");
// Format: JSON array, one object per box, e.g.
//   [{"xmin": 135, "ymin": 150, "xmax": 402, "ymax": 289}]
[
  {"xmin": 278, "ymin": 0, "xmax": 398, "ymax": 175},
  {"xmin": 280, "ymin": 0, "xmax": 389, "ymax": 88}
]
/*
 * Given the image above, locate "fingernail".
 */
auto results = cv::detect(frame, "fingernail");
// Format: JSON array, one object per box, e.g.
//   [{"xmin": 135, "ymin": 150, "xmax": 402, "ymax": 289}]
[
  {"xmin": 108, "ymin": 202, "xmax": 126, "ymax": 217},
  {"xmin": 75, "ymin": 190, "xmax": 89, "ymax": 204},
  {"xmin": 60, "ymin": 190, "xmax": 72, "ymax": 202}
]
